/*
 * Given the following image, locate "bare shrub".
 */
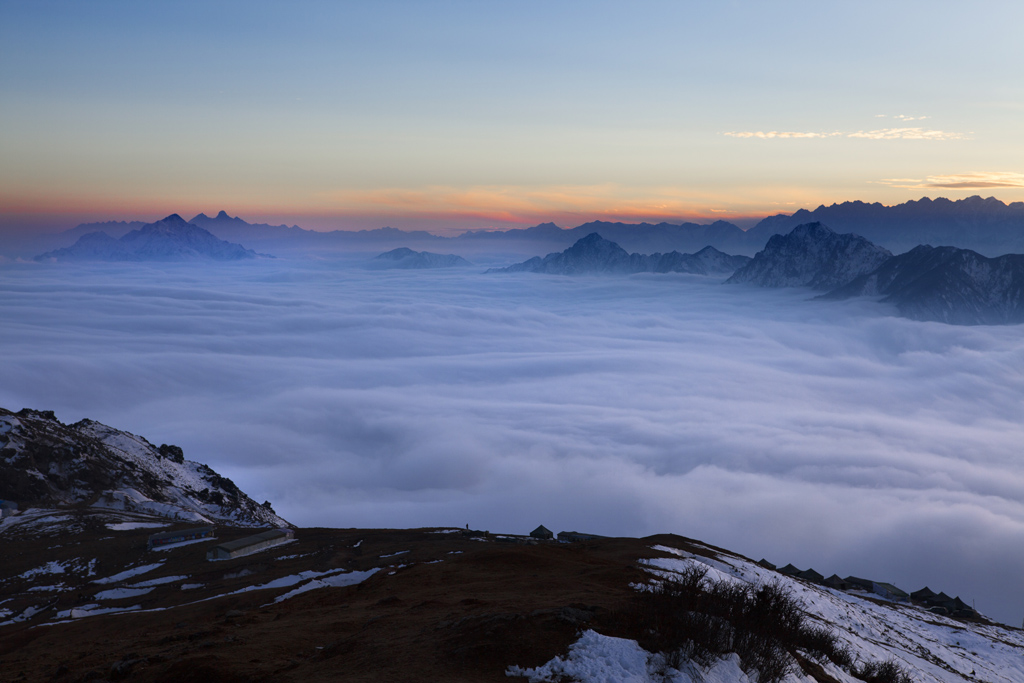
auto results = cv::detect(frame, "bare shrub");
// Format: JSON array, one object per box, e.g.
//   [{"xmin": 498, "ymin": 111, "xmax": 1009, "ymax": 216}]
[
  {"xmin": 856, "ymin": 658, "xmax": 914, "ymax": 683},
  {"xmin": 632, "ymin": 570, "xmax": 878, "ymax": 683}
]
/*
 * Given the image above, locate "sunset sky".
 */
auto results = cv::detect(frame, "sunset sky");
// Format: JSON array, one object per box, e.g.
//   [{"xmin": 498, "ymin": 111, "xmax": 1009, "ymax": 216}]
[{"xmin": 2, "ymin": 1, "xmax": 1023, "ymax": 233}]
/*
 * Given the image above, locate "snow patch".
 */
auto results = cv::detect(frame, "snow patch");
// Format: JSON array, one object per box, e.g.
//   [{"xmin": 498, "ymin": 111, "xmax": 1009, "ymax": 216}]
[
  {"xmin": 270, "ymin": 568, "xmax": 380, "ymax": 604},
  {"xmin": 106, "ymin": 521, "xmax": 170, "ymax": 531},
  {"xmin": 129, "ymin": 575, "xmax": 188, "ymax": 588},
  {"xmin": 94, "ymin": 586, "xmax": 154, "ymax": 600},
  {"xmin": 92, "ymin": 562, "xmax": 164, "ymax": 585},
  {"xmin": 506, "ymin": 630, "xmax": 791, "ymax": 683}
]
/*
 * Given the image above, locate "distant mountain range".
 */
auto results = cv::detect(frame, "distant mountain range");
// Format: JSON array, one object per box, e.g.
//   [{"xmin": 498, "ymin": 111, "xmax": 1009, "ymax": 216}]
[
  {"xmin": 489, "ymin": 233, "xmax": 750, "ymax": 275},
  {"xmin": 37, "ymin": 214, "xmax": 258, "ymax": 262},
  {"xmin": 370, "ymin": 247, "xmax": 472, "ymax": 269},
  {"xmin": 35, "ymin": 196, "xmax": 1023, "ymax": 260},
  {"xmin": 730, "ymin": 222, "xmax": 1024, "ymax": 325},
  {"xmin": 744, "ymin": 195, "xmax": 1024, "ymax": 256}
]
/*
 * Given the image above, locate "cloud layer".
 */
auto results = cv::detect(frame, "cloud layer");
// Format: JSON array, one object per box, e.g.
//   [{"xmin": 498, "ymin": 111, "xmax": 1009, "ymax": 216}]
[{"xmin": 1, "ymin": 260, "xmax": 1022, "ymax": 625}]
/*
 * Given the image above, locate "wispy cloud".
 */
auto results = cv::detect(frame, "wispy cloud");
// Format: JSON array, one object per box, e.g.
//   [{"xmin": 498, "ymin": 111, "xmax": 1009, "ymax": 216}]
[
  {"xmin": 848, "ymin": 127, "xmax": 968, "ymax": 140},
  {"xmin": 726, "ymin": 127, "xmax": 968, "ymax": 141},
  {"xmin": 724, "ymin": 131, "xmax": 843, "ymax": 139},
  {"xmin": 876, "ymin": 114, "xmax": 931, "ymax": 122},
  {"xmin": 876, "ymin": 172, "xmax": 1024, "ymax": 189}
]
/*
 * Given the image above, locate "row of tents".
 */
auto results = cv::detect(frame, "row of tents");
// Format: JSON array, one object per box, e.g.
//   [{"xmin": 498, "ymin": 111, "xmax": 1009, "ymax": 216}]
[{"xmin": 759, "ymin": 560, "xmax": 977, "ymax": 618}]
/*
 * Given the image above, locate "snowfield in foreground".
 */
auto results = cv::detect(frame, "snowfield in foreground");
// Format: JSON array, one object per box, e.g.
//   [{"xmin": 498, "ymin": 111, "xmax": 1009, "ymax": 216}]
[{"xmin": 509, "ymin": 543, "xmax": 1024, "ymax": 683}]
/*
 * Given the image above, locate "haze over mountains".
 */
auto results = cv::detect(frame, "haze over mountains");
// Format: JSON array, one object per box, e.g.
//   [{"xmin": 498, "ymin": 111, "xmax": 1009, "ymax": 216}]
[
  {"xmin": 37, "ymin": 214, "xmax": 257, "ymax": 262},
  {"xmin": 729, "ymin": 222, "xmax": 1024, "ymax": 325},
  {"xmin": 22, "ymin": 195, "xmax": 1022, "ymax": 261},
  {"xmin": 370, "ymin": 247, "xmax": 472, "ymax": 269},
  {"xmin": 490, "ymin": 233, "xmax": 750, "ymax": 275}
]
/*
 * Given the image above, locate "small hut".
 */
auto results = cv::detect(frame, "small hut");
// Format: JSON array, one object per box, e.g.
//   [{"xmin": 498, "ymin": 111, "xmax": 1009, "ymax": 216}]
[
  {"xmin": 530, "ymin": 525, "xmax": 554, "ymax": 540},
  {"xmin": 206, "ymin": 528, "xmax": 294, "ymax": 561},
  {"xmin": 844, "ymin": 576, "xmax": 874, "ymax": 592},
  {"xmin": 796, "ymin": 568, "xmax": 825, "ymax": 584},
  {"xmin": 911, "ymin": 587, "xmax": 937, "ymax": 603},
  {"xmin": 872, "ymin": 582, "xmax": 909, "ymax": 602},
  {"xmin": 148, "ymin": 526, "xmax": 215, "ymax": 550},
  {"xmin": 823, "ymin": 574, "xmax": 850, "ymax": 591},
  {"xmin": 556, "ymin": 530, "xmax": 602, "ymax": 542}
]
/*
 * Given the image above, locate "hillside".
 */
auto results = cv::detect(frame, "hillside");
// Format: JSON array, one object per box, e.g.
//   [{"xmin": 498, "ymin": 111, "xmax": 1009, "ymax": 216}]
[
  {"xmin": 2, "ymin": 410, "xmax": 1022, "ymax": 682},
  {"xmin": 1, "ymin": 521, "xmax": 1020, "ymax": 682},
  {"xmin": 0, "ymin": 407, "xmax": 286, "ymax": 528}
]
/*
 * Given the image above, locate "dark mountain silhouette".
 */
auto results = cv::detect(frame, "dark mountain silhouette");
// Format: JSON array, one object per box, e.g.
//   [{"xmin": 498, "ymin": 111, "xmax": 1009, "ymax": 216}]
[
  {"xmin": 41, "ymin": 195, "xmax": 1024, "ymax": 262},
  {"xmin": 731, "ymin": 222, "xmax": 1024, "ymax": 325},
  {"xmin": 727, "ymin": 222, "xmax": 892, "ymax": 290},
  {"xmin": 489, "ymin": 233, "xmax": 750, "ymax": 275},
  {"xmin": 370, "ymin": 247, "xmax": 472, "ymax": 269},
  {"xmin": 746, "ymin": 196, "xmax": 1024, "ymax": 256},
  {"xmin": 38, "ymin": 214, "xmax": 257, "ymax": 262},
  {"xmin": 463, "ymin": 219, "xmax": 751, "ymax": 255},
  {"xmin": 823, "ymin": 245, "xmax": 1024, "ymax": 325},
  {"xmin": 58, "ymin": 219, "xmax": 145, "ymax": 241}
]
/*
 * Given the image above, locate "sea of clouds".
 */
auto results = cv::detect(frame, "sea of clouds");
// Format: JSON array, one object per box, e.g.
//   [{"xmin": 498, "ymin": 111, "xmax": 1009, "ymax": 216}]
[{"xmin": 1, "ymin": 258, "xmax": 1022, "ymax": 625}]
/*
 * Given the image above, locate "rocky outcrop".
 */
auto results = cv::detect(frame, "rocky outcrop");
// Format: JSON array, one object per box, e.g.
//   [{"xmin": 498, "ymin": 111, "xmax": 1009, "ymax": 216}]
[
  {"xmin": 726, "ymin": 222, "xmax": 892, "ymax": 290},
  {"xmin": 823, "ymin": 245, "xmax": 1024, "ymax": 325},
  {"xmin": 0, "ymin": 407, "xmax": 288, "ymax": 527}
]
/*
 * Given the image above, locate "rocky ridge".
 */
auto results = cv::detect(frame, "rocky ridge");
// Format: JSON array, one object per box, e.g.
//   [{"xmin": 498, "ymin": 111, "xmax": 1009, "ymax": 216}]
[
  {"xmin": 726, "ymin": 222, "xmax": 893, "ymax": 290},
  {"xmin": 730, "ymin": 222, "xmax": 1024, "ymax": 325},
  {"xmin": 37, "ymin": 214, "xmax": 258, "ymax": 262},
  {"xmin": 824, "ymin": 244, "xmax": 1024, "ymax": 325},
  {"xmin": 0, "ymin": 407, "xmax": 287, "ymax": 528},
  {"xmin": 490, "ymin": 233, "xmax": 751, "ymax": 276}
]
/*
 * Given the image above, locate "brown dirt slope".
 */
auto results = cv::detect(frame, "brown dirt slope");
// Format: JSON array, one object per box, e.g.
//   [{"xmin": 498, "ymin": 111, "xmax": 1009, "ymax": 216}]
[{"xmin": 1, "ymin": 515, "xmax": 704, "ymax": 682}]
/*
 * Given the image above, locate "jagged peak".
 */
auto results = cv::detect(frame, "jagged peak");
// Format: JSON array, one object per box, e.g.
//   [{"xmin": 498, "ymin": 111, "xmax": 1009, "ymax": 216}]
[{"xmin": 160, "ymin": 213, "xmax": 186, "ymax": 223}]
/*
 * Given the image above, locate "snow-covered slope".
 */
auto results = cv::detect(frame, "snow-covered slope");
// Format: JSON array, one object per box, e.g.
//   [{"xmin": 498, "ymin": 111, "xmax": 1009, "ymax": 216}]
[
  {"xmin": 0, "ymin": 408, "xmax": 288, "ymax": 527},
  {"xmin": 511, "ymin": 541, "xmax": 1024, "ymax": 683}
]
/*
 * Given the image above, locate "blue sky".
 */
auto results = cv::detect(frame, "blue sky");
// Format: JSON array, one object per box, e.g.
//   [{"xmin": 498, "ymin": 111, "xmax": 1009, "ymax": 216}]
[{"xmin": 2, "ymin": 0, "xmax": 1023, "ymax": 232}]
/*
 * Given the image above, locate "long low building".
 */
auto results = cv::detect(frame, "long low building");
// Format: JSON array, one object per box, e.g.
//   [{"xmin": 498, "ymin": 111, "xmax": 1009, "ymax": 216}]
[
  {"xmin": 206, "ymin": 528, "xmax": 294, "ymax": 561},
  {"xmin": 147, "ymin": 526, "xmax": 215, "ymax": 550}
]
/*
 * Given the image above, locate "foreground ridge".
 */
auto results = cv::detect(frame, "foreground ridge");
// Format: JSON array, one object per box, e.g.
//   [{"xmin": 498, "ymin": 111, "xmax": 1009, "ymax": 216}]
[{"xmin": 0, "ymin": 407, "xmax": 287, "ymax": 529}]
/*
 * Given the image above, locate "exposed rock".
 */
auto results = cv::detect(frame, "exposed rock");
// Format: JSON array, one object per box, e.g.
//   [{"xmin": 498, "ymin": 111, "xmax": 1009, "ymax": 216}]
[
  {"xmin": 823, "ymin": 245, "xmax": 1024, "ymax": 325},
  {"xmin": 727, "ymin": 222, "xmax": 892, "ymax": 290},
  {"xmin": 0, "ymin": 407, "xmax": 287, "ymax": 527},
  {"xmin": 489, "ymin": 233, "xmax": 750, "ymax": 276}
]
